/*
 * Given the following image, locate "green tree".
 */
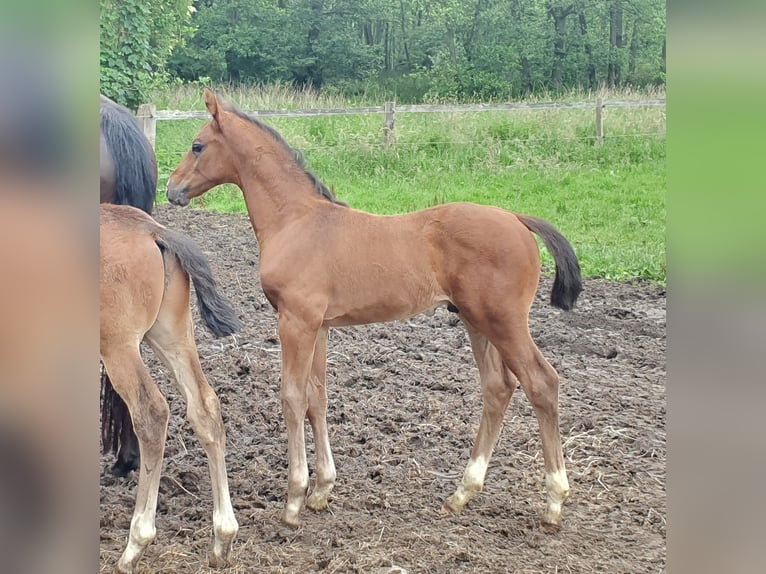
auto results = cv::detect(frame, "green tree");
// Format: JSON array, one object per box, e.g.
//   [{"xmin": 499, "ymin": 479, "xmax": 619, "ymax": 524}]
[
  {"xmin": 100, "ymin": 0, "xmax": 196, "ymax": 109},
  {"xmin": 159, "ymin": 0, "xmax": 665, "ymax": 101}
]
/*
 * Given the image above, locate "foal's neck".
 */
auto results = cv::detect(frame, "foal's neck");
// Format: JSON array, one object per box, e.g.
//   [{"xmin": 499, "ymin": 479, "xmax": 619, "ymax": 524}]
[{"xmin": 234, "ymin": 129, "xmax": 323, "ymax": 245}]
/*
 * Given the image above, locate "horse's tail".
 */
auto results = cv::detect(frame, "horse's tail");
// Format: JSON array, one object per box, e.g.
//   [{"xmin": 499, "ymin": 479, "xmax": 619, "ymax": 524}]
[
  {"xmin": 100, "ymin": 366, "xmax": 126, "ymax": 456},
  {"xmin": 155, "ymin": 228, "xmax": 243, "ymax": 337},
  {"xmin": 100, "ymin": 98, "xmax": 157, "ymax": 214},
  {"xmin": 516, "ymin": 214, "xmax": 582, "ymax": 311}
]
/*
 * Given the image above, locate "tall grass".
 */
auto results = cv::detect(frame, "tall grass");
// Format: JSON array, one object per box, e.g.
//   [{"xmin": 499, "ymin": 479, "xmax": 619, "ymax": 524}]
[
  {"xmin": 153, "ymin": 87, "xmax": 665, "ymax": 282},
  {"xmin": 150, "ymin": 81, "xmax": 666, "ymax": 109},
  {"xmin": 150, "ymin": 80, "xmax": 350, "ymax": 111}
]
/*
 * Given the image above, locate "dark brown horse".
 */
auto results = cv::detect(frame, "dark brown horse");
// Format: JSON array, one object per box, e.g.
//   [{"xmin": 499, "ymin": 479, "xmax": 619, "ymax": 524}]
[
  {"xmin": 167, "ymin": 89, "xmax": 582, "ymax": 530},
  {"xmin": 100, "ymin": 94, "xmax": 157, "ymax": 212},
  {"xmin": 100, "ymin": 94, "xmax": 158, "ymax": 476},
  {"xmin": 100, "ymin": 204, "xmax": 241, "ymax": 573}
]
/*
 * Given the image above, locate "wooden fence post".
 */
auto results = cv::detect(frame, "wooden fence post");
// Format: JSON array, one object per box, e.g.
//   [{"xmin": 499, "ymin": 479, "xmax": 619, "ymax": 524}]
[
  {"xmin": 383, "ymin": 100, "xmax": 396, "ymax": 146},
  {"xmin": 136, "ymin": 103, "xmax": 157, "ymax": 150},
  {"xmin": 595, "ymin": 97, "xmax": 603, "ymax": 145}
]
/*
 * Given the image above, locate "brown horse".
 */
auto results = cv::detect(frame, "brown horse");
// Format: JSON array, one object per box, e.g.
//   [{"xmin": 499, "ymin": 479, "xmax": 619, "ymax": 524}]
[
  {"xmin": 100, "ymin": 93, "xmax": 159, "ymax": 476},
  {"xmin": 100, "ymin": 204, "xmax": 241, "ymax": 573},
  {"xmin": 167, "ymin": 89, "xmax": 582, "ymax": 530}
]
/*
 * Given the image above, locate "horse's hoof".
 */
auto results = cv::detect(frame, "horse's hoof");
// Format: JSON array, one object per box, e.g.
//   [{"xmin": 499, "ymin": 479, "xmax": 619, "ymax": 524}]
[
  {"xmin": 208, "ymin": 538, "xmax": 233, "ymax": 569},
  {"xmin": 442, "ymin": 495, "xmax": 465, "ymax": 515},
  {"xmin": 111, "ymin": 458, "xmax": 139, "ymax": 478},
  {"xmin": 541, "ymin": 520, "xmax": 562, "ymax": 534},
  {"xmin": 306, "ymin": 491, "xmax": 330, "ymax": 511},
  {"xmin": 280, "ymin": 510, "xmax": 302, "ymax": 529},
  {"xmin": 208, "ymin": 553, "xmax": 230, "ymax": 569}
]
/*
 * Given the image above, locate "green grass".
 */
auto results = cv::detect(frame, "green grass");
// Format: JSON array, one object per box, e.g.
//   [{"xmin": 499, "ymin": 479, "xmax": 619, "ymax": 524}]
[{"xmin": 155, "ymin": 103, "xmax": 665, "ymax": 282}]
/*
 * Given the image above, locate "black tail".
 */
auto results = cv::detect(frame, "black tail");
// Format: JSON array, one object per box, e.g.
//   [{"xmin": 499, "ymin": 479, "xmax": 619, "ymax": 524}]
[
  {"xmin": 100, "ymin": 365, "xmax": 119, "ymax": 455},
  {"xmin": 100, "ymin": 366, "xmax": 140, "ymax": 476},
  {"xmin": 516, "ymin": 214, "xmax": 582, "ymax": 311},
  {"xmin": 155, "ymin": 229, "xmax": 243, "ymax": 337},
  {"xmin": 100, "ymin": 96, "xmax": 157, "ymax": 215}
]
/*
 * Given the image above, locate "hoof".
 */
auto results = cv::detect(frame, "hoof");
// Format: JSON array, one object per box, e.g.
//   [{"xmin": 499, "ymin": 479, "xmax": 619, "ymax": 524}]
[
  {"xmin": 114, "ymin": 562, "xmax": 135, "ymax": 574},
  {"xmin": 208, "ymin": 537, "xmax": 233, "ymax": 569},
  {"xmin": 306, "ymin": 491, "xmax": 330, "ymax": 511},
  {"xmin": 111, "ymin": 457, "xmax": 139, "ymax": 478},
  {"xmin": 208, "ymin": 553, "xmax": 230, "ymax": 569},
  {"xmin": 442, "ymin": 494, "xmax": 466, "ymax": 515},
  {"xmin": 541, "ymin": 520, "xmax": 562, "ymax": 534},
  {"xmin": 280, "ymin": 509, "xmax": 302, "ymax": 529}
]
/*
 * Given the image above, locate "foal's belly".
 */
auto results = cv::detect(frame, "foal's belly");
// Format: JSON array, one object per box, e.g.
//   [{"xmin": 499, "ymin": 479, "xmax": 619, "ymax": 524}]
[{"xmin": 323, "ymin": 293, "xmax": 449, "ymax": 327}]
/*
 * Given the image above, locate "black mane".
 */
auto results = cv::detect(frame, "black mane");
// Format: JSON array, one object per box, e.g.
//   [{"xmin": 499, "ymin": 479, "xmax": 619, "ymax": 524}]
[{"xmin": 226, "ymin": 106, "xmax": 346, "ymax": 206}]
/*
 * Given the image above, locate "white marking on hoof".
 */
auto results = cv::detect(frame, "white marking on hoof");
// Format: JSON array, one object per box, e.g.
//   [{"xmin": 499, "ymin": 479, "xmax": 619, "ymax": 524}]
[
  {"xmin": 544, "ymin": 469, "xmax": 570, "ymax": 525},
  {"xmin": 463, "ymin": 456, "xmax": 488, "ymax": 491},
  {"xmin": 213, "ymin": 510, "xmax": 239, "ymax": 538},
  {"xmin": 282, "ymin": 500, "xmax": 303, "ymax": 528},
  {"xmin": 210, "ymin": 512, "xmax": 238, "ymax": 567},
  {"xmin": 445, "ymin": 456, "xmax": 489, "ymax": 513}
]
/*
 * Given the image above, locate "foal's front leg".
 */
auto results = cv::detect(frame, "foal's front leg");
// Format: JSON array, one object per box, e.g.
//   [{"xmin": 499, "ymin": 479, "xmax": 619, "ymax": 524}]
[
  {"xmin": 278, "ymin": 309, "xmax": 321, "ymax": 527},
  {"xmin": 305, "ymin": 327, "xmax": 336, "ymax": 511}
]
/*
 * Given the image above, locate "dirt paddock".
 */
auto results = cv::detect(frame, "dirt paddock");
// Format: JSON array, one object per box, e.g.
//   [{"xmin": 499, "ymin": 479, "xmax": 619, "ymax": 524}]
[{"xmin": 100, "ymin": 205, "xmax": 666, "ymax": 573}]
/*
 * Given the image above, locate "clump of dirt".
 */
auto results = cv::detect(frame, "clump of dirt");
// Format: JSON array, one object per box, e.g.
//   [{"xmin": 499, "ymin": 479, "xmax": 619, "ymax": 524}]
[{"xmin": 100, "ymin": 205, "xmax": 665, "ymax": 573}]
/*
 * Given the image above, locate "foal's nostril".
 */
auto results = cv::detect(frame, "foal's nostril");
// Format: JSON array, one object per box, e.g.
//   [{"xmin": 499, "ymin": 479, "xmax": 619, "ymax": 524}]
[{"xmin": 166, "ymin": 183, "xmax": 190, "ymax": 207}]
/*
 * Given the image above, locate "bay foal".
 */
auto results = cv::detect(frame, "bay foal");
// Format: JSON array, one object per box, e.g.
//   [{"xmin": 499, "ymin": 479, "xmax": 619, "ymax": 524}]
[
  {"xmin": 167, "ymin": 89, "xmax": 582, "ymax": 530},
  {"xmin": 100, "ymin": 93, "xmax": 160, "ymax": 476},
  {"xmin": 100, "ymin": 205, "xmax": 241, "ymax": 573}
]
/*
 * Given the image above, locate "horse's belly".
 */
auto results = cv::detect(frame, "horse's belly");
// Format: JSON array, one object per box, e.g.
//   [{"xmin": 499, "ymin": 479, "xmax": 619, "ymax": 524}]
[{"xmin": 323, "ymin": 294, "xmax": 447, "ymax": 327}]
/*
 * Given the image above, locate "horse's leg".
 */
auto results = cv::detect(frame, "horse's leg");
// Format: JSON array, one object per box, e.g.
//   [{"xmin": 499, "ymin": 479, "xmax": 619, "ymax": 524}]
[
  {"xmin": 102, "ymin": 347, "xmax": 169, "ymax": 574},
  {"xmin": 114, "ymin": 399, "xmax": 140, "ymax": 476},
  {"xmin": 444, "ymin": 325, "xmax": 517, "ymax": 514},
  {"xmin": 305, "ymin": 326, "xmax": 336, "ymax": 511},
  {"xmin": 493, "ymin": 325, "xmax": 569, "ymax": 529},
  {"xmin": 114, "ymin": 349, "xmax": 153, "ymax": 477},
  {"xmin": 278, "ymin": 308, "xmax": 321, "ymax": 527},
  {"xmin": 144, "ymin": 285, "xmax": 238, "ymax": 567}
]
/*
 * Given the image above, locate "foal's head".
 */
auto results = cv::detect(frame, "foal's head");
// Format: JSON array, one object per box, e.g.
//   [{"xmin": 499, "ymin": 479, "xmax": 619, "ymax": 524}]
[
  {"xmin": 168, "ymin": 88, "xmax": 346, "ymax": 208},
  {"xmin": 166, "ymin": 89, "xmax": 244, "ymax": 206}
]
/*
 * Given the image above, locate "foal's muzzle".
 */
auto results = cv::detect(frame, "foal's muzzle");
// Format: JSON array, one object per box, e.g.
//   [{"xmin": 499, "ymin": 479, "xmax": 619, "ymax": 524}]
[{"xmin": 166, "ymin": 182, "xmax": 190, "ymax": 206}]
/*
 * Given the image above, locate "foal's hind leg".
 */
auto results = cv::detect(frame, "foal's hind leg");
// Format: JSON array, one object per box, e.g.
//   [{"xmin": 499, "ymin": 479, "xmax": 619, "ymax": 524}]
[
  {"xmin": 493, "ymin": 328, "xmax": 570, "ymax": 528},
  {"xmin": 306, "ymin": 326, "xmax": 337, "ymax": 511},
  {"xmin": 101, "ymin": 347, "xmax": 169, "ymax": 574},
  {"xmin": 145, "ymin": 287, "xmax": 238, "ymax": 567},
  {"xmin": 444, "ymin": 327, "xmax": 517, "ymax": 514}
]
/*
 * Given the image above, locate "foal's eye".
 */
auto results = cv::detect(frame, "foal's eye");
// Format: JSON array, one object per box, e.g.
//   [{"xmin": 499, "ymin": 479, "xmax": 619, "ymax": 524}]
[{"xmin": 191, "ymin": 142, "xmax": 204, "ymax": 154}]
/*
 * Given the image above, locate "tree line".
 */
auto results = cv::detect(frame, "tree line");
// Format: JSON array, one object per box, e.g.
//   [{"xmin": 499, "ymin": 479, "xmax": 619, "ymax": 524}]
[{"xmin": 101, "ymin": 0, "xmax": 666, "ymax": 110}]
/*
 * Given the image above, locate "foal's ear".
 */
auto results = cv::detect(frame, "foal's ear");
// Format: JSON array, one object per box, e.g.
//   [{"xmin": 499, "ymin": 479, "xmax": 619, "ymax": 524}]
[{"xmin": 204, "ymin": 88, "xmax": 221, "ymax": 128}]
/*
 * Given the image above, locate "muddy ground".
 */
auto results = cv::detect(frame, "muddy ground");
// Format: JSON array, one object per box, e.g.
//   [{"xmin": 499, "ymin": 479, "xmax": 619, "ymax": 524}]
[{"xmin": 100, "ymin": 205, "xmax": 666, "ymax": 573}]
